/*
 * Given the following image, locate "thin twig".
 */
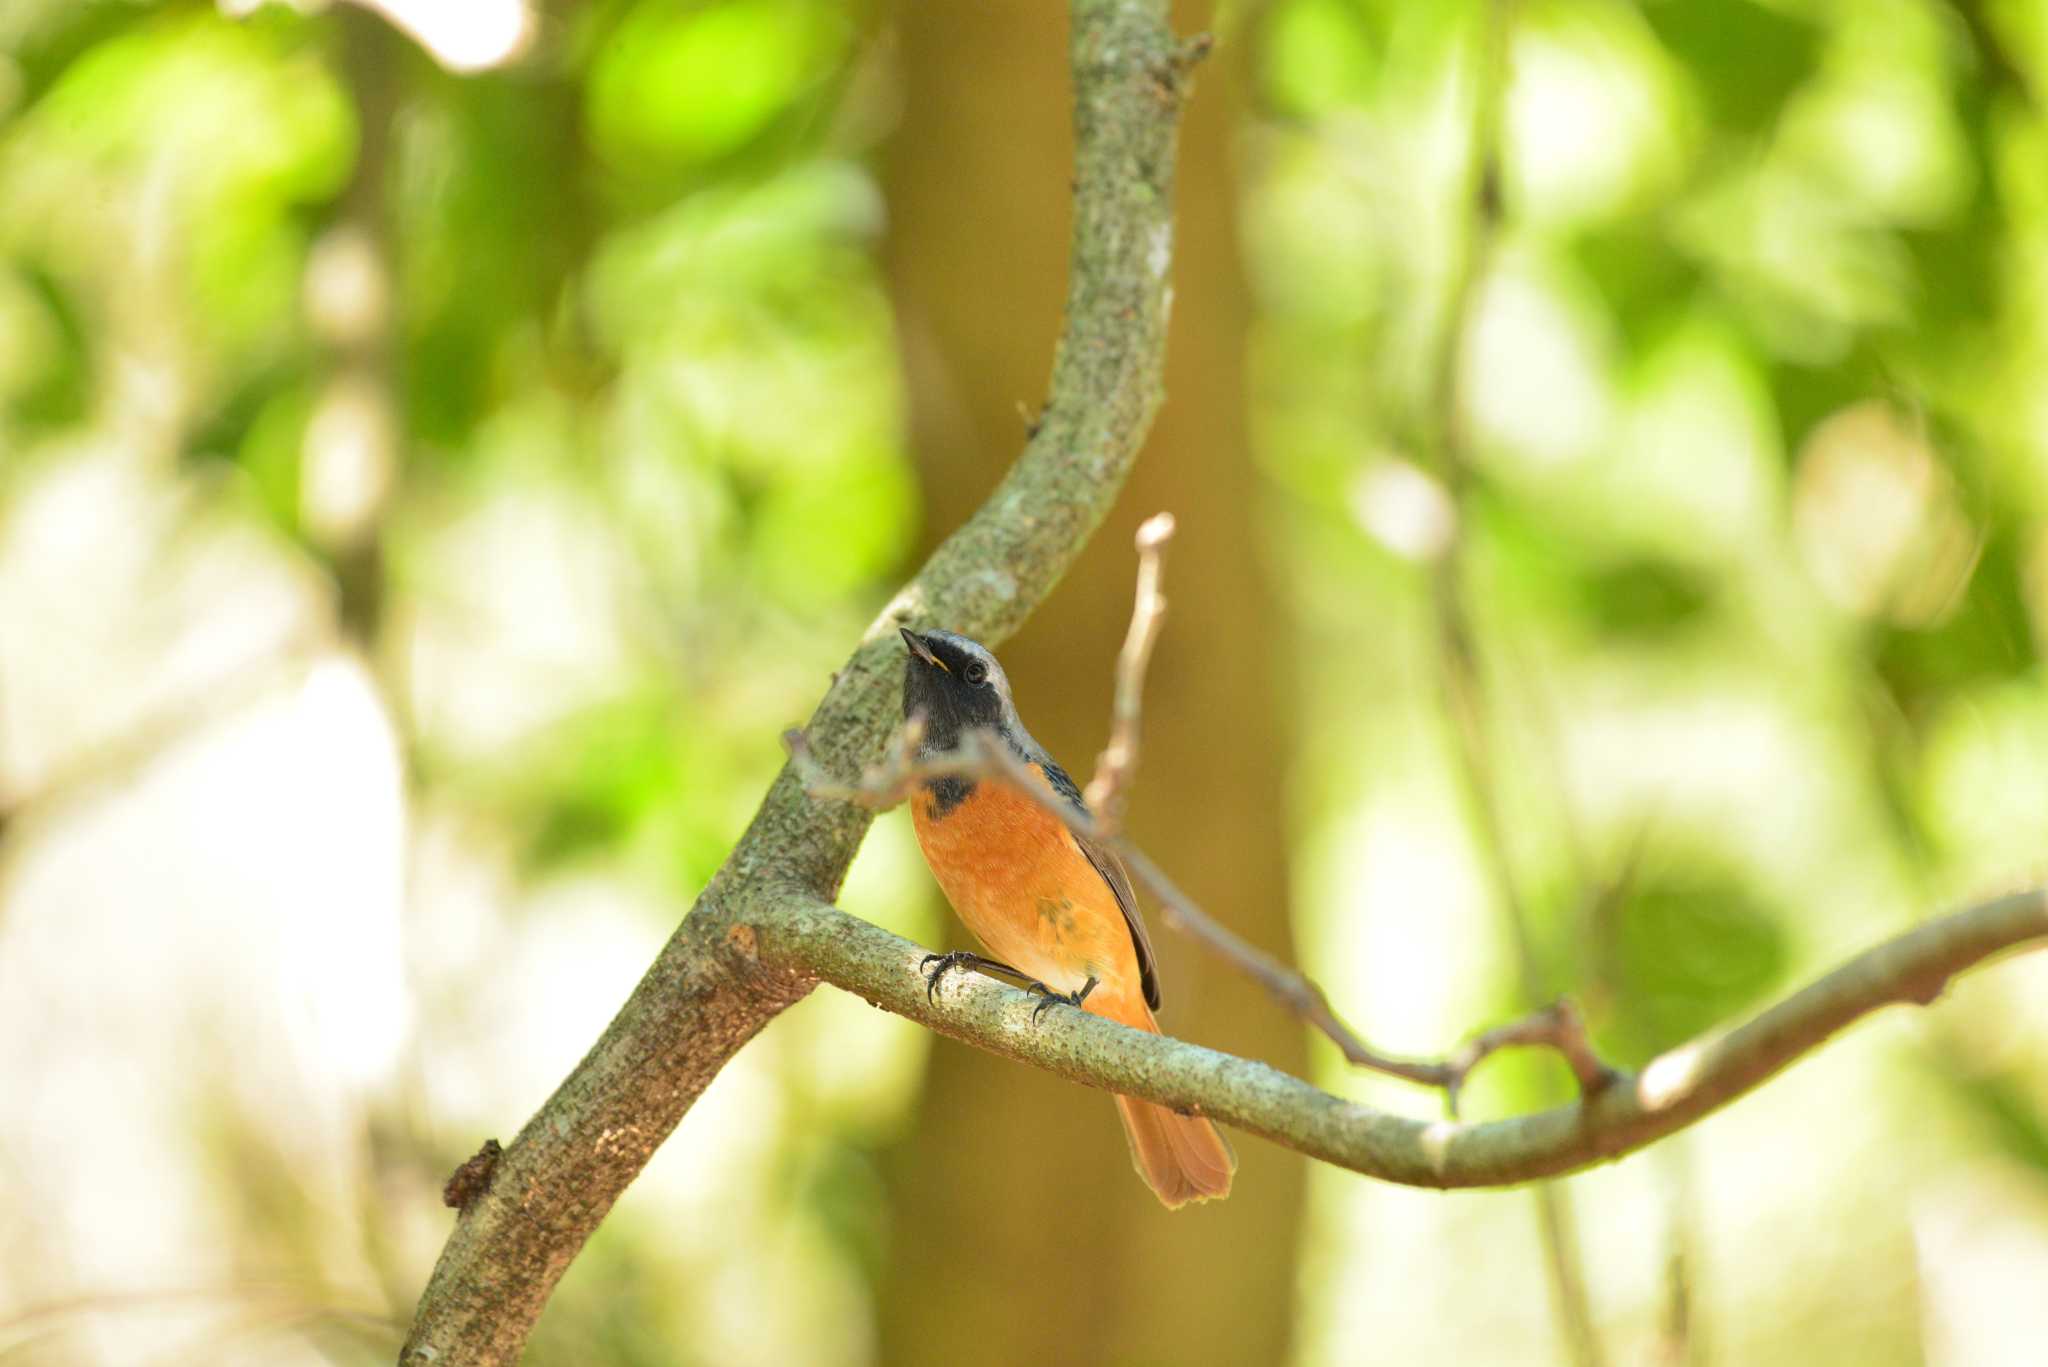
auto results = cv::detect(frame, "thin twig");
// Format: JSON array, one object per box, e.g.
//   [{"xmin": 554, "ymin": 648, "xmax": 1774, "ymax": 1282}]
[
  {"xmin": 1441, "ymin": 999, "xmax": 1615, "ymax": 1115},
  {"xmin": 1083, "ymin": 512, "xmax": 1177, "ymax": 831}
]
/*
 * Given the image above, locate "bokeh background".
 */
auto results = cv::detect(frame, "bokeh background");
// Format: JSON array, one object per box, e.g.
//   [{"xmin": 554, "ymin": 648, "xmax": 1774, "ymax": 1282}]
[{"xmin": 5, "ymin": 0, "xmax": 2048, "ymax": 1362}]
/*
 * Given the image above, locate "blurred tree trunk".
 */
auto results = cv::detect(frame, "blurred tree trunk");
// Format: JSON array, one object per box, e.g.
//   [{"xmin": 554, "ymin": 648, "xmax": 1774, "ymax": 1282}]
[{"xmin": 879, "ymin": 6, "xmax": 1306, "ymax": 1364}]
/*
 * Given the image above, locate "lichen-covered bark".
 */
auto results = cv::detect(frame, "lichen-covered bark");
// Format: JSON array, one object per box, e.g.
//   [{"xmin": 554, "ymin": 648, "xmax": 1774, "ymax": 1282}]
[
  {"xmin": 399, "ymin": 904, "xmax": 808, "ymax": 1364},
  {"xmin": 398, "ymin": 3, "xmax": 1194, "ymax": 1362}
]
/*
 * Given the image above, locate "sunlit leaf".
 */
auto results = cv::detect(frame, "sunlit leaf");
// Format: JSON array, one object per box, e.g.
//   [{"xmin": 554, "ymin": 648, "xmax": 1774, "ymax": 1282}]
[
  {"xmin": 0, "ymin": 262, "xmax": 88, "ymax": 430},
  {"xmin": 1642, "ymin": 0, "xmax": 1819, "ymax": 136},
  {"xmin": 586, "ymin": 0, "xmax": 844, "ymax": 182},
  {"xmin": 1260, "ymin": 0, "xmax": 1377, "ymax": 118}
]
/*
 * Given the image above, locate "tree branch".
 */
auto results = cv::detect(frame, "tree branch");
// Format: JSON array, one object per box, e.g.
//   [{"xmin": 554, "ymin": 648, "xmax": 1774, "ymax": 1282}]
[
  {"xmin": 782, "ymin": 515, "xmax": 2048, "ymax": 1177},
  {"xmin": 767, "ymin": 886, "xmax": 2048, "ymax": 1187},
  {"xmin": 399, "ymin": 3, "xmax": 2048, "ymax": 1360},
  {"xmin": 784, "ymin": 707, "xmax": 2048, "ymax": 1189},
  {"xmin": 398, "ymin": 3, "xmax": 1199, "ymax": 1361}
]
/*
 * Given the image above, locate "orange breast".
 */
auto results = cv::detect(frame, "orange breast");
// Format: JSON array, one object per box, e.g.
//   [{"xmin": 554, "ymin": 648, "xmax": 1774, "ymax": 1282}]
[{"xmin": 911, "ymin": 772, "xmax": 1143, "ymax": 1005}]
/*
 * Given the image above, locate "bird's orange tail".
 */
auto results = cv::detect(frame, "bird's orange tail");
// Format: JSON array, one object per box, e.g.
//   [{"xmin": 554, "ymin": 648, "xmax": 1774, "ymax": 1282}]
[
  {"xmin": 1114, "ymin": 1093, "xmax": 1235, "ymax": 1208},
  {"xmin": 1100, "ymin": 996, "xmax": 1235, "ymax": 1208}
]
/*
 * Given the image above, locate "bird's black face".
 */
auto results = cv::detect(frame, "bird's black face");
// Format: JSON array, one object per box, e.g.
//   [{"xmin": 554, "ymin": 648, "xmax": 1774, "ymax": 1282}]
[{"xmin": 900, "ymin": 628, "xmax": 1013, "ymax": 752}]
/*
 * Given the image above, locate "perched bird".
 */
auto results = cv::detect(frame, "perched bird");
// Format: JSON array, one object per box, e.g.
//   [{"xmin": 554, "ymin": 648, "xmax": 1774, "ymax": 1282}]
[{"xmin": 899, "ymin": 626, "xmax": 1234, "ymax": 1207}]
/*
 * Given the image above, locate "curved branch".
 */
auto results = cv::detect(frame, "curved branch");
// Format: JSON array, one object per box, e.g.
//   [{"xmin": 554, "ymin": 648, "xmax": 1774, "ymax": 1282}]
[
  {"xmin": 398, "ymin": 3, "xmax": 1200, "ymax": 1361},
  {"xmin": 770, "ymin": 888, "xmax": 2047, "ymax": 1187}
]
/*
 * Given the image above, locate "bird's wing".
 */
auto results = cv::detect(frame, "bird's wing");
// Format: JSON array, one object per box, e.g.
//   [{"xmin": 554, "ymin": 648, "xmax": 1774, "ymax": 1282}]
[{"xmin": 1030, "ymin": 752, "xmax": 1161, "ymax": 1011}]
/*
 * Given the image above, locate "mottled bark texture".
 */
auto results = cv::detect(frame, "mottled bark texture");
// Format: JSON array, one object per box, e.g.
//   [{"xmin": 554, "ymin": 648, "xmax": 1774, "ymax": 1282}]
[{"xmin": 398, "ymin": 2, "xmax": 1196, "ymax": 1362}]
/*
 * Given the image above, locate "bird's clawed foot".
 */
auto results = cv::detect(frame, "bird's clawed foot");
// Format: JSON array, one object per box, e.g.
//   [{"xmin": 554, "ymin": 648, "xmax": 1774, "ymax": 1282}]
[
  {"xmin": 920, "ymin": 951, "xmax": 1027, "ymax": 1004},
  {"xmin": 919, "ymin": 955, "xmax": 1098, "ymax": 1022},
  {"xmin": 1030, "ymin": 975, "xmax": 1099, "ymax": 1025}
]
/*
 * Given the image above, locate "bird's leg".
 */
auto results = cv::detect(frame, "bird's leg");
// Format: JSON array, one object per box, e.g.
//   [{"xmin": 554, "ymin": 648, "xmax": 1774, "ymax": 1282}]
[
  {"xmin": 1030, "ymin": 975, "xmax": 1099, "ymax": 1025},
  {"xmin": 920, "ymin": 951, "xmax": 1037, "ymax": 1003}
]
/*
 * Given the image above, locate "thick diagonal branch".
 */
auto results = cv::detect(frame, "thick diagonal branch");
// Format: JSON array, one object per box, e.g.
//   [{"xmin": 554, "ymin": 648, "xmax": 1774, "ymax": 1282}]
[{"xmin": 398, "ymin": 4, "xmax": 1198, "ymax": 1362}]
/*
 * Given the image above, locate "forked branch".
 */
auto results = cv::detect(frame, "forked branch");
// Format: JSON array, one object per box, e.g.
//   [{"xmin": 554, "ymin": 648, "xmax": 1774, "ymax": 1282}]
[
  {"xmin": 784, "ymin": 519, "xmax": 2048, "ymax": 1176},
  {"xmin": 400, "ymin": 3, "xmax": 1202, "ymax": 1361},
  {"xmin": 778, "ymin": 524, "xmax": 2048, "ymax": 1188}
]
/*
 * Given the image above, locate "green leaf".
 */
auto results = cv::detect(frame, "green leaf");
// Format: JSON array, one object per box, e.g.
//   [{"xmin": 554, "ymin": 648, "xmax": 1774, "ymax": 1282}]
[
  {"xmin": 1642, "ymin": 0, "xmax": 1820, "ymax": 137},
  {"xmin": 1260, "ymin": 0, "xmax": 1378, "ymax": 118},
  {"xmin": 1605, "ymin": 866, "xmax": 1790, "ymax": 1057},
  {"xmin": 586, "ymin": 0, "xmax": 842, "ymax": 182}
]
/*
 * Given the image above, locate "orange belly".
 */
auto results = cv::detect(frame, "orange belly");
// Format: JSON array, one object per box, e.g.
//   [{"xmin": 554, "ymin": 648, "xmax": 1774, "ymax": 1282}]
[{"xmin": 911, "ymin": 775, "xmax": 1144, "ymax": 1007}]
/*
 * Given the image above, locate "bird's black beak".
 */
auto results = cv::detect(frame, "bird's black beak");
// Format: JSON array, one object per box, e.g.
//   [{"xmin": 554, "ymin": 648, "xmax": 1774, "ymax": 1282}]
[{"xmin": 899, "ymin": 627, "xmax": 947, "ymax": 672}]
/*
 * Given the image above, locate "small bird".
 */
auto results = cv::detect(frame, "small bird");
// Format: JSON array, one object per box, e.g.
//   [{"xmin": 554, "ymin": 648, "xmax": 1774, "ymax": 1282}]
[{"xmin": 900, "ymin": 626, "xmax": 1234, "ymax": 1207}]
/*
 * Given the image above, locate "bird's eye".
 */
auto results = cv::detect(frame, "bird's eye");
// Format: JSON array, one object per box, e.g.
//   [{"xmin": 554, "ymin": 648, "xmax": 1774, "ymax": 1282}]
[{"xmin": 964, "ymin": 661, "xmax": 989, "ymax": 686}]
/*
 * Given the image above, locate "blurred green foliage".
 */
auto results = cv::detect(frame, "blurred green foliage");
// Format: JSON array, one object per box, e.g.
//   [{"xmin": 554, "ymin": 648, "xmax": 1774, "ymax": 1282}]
[
  {"xmin": 1249, "ymin": 0, "xmax": 2048, "ymax": 1359},
  {"xmin": 1, "ymin": 0, "xmax": 924, "ymax": 1362}
]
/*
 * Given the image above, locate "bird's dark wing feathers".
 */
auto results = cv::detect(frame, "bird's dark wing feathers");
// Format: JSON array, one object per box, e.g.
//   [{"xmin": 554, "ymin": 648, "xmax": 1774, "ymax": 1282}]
[{"xmin": 1029, "ymin": 749, "xmax": 1161, "ymax": 1011}]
